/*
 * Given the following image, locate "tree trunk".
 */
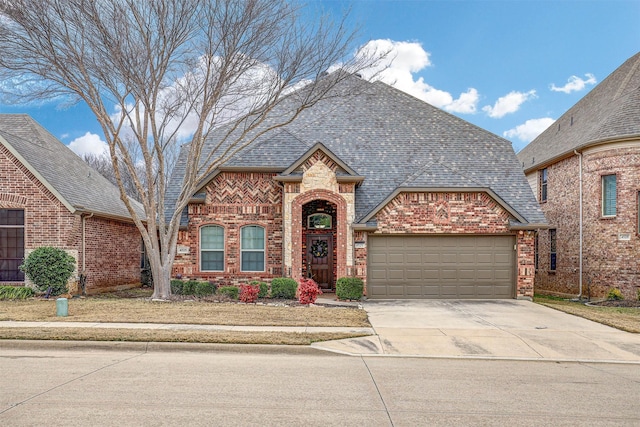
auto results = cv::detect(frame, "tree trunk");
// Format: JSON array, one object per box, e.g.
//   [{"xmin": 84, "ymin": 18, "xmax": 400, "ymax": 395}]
[{"xmin": 150, "ymin": 251, "xmax": 173, "ymax": 300}]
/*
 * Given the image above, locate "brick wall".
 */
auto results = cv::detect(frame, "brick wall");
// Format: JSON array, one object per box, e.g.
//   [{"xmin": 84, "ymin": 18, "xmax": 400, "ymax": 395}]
[
  {"xmin": 1, "ymin": 142, "xmax": 142, "ymax": 294},
  {"xmin": 355, "ymin": 192, "xmax": 534, "ymax": 298},
  {"xmin": 83, "ymin": 215, "xmax": 141, "ymax": 294},
  {"xmin": 173, "ymin": 172, "xmax": 283, "ymax": 284},
  {"xmin": 533, "ymin": 145, "xmax": 640, "ymax": 299}
]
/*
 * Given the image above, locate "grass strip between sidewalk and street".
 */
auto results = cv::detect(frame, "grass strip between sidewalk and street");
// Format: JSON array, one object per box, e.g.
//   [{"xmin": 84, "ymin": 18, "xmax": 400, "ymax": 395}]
[
  {"xmin": 0, "ymin": 327, "xmax": 368, "ymax": 345},
  {"xmin": 535, "ymin": 295, "xmax": 640, "ymax": 333}
]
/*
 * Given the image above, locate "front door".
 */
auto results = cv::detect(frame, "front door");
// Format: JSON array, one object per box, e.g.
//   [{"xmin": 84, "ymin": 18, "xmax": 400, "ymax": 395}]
[{"xmin": 306, "ymin": 234, "xmax": 333, "ymax": 289}]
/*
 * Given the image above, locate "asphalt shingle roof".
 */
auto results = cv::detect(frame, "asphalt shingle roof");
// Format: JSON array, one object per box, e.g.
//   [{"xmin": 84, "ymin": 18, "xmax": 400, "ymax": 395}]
[
  {"xmin": 0, "ymin": 114, "xmax": 144, "ymax": 220},
  {"xmin": 518, "ymin": 51, "xmax": 640, "ymax": 172},
  {"xmin": 167, "ymin": 75, "xmax": 546, "ymax": 227}
]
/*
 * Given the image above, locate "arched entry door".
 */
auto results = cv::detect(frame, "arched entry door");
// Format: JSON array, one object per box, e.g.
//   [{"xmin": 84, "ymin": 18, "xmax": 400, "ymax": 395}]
[{"xmin": 302, "ymin": 200, "xmax": 336, "ymax": 290}]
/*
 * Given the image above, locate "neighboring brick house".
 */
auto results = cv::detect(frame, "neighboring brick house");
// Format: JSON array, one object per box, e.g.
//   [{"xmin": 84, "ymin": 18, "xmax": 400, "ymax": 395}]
[
  {"xmin": 517, "ymin": 51, "xmax": 640, "ymax": 300},
  {"xmin": 168, "ymin": 75, "xmax": 546, "ymax": 299},
  {"xmin": 0, "ymin": 114, "xmax": 145, "ymax": 294}
]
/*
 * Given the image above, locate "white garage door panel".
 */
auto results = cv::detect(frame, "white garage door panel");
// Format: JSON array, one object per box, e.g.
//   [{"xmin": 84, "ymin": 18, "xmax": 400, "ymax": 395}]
[{"xmin": 368, "ymin": 235, "xmax": 516, "ymax": 299}]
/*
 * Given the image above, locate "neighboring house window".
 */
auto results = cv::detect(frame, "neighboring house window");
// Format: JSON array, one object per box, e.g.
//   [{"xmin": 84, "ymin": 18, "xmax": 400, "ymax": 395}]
[
  {"xmin": 540, "ymin": 168, "xmax": 548, "ymax": 202},
  {"xmin": 549, "ymin": 229, "xmax": 557, "ymax": 271},
  {"xmin": 200, "ymin": 225, "xmax": 224, "ymax": 271},
  {"xmin": 0, "ymin": 209, "xmax": 25, "ymax": 282},
  {"xmin": 602, "ymin": 174, "xmax": 617, "ymax": 217},
  {"xmin": 241, "ymin": 225, "xmax": 265, "ymax": 272},
  {"xmin": 534, "ymin": 233, "xmax": 539, "ymax": 270}
]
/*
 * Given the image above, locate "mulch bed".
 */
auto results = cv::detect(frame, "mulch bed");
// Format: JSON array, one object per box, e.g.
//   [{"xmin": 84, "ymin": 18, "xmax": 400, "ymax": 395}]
[{"xmin": 587, "ymin": 300, "xmax": 640, "ymax": 308}]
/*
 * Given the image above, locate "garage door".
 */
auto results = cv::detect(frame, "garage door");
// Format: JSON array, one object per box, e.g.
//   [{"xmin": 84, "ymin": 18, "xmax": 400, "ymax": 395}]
[{"xmin": 367, "ymin": 235, "xmax": 515, "ymax": 299}]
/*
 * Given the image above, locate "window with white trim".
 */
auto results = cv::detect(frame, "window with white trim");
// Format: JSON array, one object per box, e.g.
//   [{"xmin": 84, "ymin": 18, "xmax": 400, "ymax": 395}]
[
  {"xmin": 200, "ymin": 225, "xmax": 224, "ymax": 271},
  {"xmin": 602, "ymin": 174, "xmax": 617, "ymax": 217},
  {"xmin": 241, "ymin": 225, "xmax": 265, "ymax": 272}
]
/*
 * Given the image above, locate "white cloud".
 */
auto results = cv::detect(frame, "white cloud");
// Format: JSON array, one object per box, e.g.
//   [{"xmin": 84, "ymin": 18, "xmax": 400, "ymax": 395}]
[
  {"xmin": 482, "ymin": 90, "xmax": 537, "ymax": 118},
  {"xmin": 550, "ymin": 73, "xmax": 597, "ymax": 93},
  {"xmin": 68, "ymin": 132, "xmax": 109, "ymax": 157},
  {"xmin": 503, "ymin": 117, "xmax": 555, "ymax": 142},
  {"xmin": 356, "ymin": 39, "xmax": 479, "ymax": 114}
]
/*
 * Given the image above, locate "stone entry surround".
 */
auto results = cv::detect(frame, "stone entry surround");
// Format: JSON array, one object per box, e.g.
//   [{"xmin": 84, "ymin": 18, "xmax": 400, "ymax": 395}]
[{"xmin": 283, "ymin": 156, "xmax": 356, "ymax": 283}]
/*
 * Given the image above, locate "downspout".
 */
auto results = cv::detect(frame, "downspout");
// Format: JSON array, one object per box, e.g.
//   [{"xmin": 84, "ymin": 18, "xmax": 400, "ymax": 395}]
[
  {"xmin": 574, "ymin": 150, "xmax": 583, "ymax": 299},
  {"xmin": 81, "ymin": 212, "xmax": 94, "ymax": 296}
]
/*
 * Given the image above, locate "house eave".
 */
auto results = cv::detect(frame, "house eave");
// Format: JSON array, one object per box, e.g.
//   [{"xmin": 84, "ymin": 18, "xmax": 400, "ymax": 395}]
[{"xmin": 522, "ymin": 134, "xmax": 640, "ymax": 174}]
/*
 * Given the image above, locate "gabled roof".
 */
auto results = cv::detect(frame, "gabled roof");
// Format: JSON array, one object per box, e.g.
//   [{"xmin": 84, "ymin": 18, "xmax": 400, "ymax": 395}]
[
  {"xmin": 518, "ymin": 51, "xmax": 640, "ymax": 173},
  {"xmin": 167, "ymin": 74, "xmax": 546, "ymax": 227},
  {"xmin": 0, "ymin": 114, "xmax": 144, "ymax": 221},
  {"xmin": 274, "ymin": 142, "xmax": 364, "ymax": 182}
]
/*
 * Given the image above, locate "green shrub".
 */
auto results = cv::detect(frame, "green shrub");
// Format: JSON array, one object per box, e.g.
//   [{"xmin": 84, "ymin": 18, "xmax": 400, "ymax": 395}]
[
  {"xmin": 0, "ymin": 285, "xmax": 35, "ymax": 300},
  {"xmin": 217, "ymin": 286, "xmax": 239, "ymax": 300},
  {"xmin": 170, "ymin": 279, "xmax": 184, "ymax": 295},
  {"xmin": 20, "ymin": 246, "xmax": 75, "ymax": 296},
  {"xmin": 336, "ymin": 277, "xmax": 364, "ymax": 300},
  {"xmin": 270, "ymin": 277, "xmax": 297, "ymax": 299},
  {"xmin": 606, "ymin": 288, "xmax": 624, "ymax": 301},
  {"xmin": 250, "ymin": 280, "xmax": 269, "ymax": 298},
  {"xmin": 637, "ymin": 288, "xmax": 640, "ymax": 302},
  {"xmin": 180, "ymin": 280, "xmax": 199, "ymax": 295},
  {"xmin": 194, "ymin": 281, "xmax": 216, "ymax": 296}
]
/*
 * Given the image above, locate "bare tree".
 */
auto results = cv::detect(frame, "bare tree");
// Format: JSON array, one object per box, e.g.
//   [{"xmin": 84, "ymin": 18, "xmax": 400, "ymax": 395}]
[
  {"xmin": 0, "ymin": 0, "xmax": 381, "ymax": 298},
  {"xmin": 82, "ymin": 152, "xmax": 144, "ymax": 201}
]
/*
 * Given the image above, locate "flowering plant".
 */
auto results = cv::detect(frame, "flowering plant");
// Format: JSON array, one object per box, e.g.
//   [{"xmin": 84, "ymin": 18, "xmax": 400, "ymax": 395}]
[{"xmin": 298, "ymin": 278, "xmax": 322, "ymax": 305}]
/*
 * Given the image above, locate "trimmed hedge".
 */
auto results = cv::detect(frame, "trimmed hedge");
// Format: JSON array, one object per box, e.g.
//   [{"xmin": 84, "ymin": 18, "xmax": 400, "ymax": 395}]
[
  {"xmin": 170, "ymin": 280, "xmax": 216, "ymax": 296},
  {"xmin": 217, "ymin": 286, "xmax": 239, "ymax": 300},
  {"xmin": 250, "ymin": 280, "xmax": 269, "ymax": 298},
  {"xmin": 0, "ymin": 285, "xmax": 35, "ymax": 300},
  {"xmin": 20, "ymin": 246, "xmax": 75, "ymax": 296},
  {"xmin": 336, "ymin": 277, "xmax": 364, "ymax": 301},
  {"xmin": 271, "ymin": 277, "xmax": 297, "ymax": 299}
]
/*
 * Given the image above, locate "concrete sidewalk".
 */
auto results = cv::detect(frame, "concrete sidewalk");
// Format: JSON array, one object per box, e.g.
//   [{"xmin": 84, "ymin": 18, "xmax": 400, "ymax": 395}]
[
  {"xmin": 313, "ymin": 300, "xmax": 640, "ymax": 363},
  {"xmin": 2, "ymin": 299, "xmax": 639, "ymax": 363}
]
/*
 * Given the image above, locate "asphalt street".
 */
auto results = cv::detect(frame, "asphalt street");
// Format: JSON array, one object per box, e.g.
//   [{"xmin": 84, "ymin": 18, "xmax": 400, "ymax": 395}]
[{"xmin": 1, "ymin": 346, "xmax": 639, "ymax": 426}]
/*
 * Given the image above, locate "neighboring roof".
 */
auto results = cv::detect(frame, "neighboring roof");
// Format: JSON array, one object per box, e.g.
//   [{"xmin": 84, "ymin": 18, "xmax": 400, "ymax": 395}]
[
  {"xmin": 167, "ymin": 74, "xmax": 546, "ymax": 227},
  {"xmin": 518, "ymin": 51, "xmax": 640, "ymax": 172},
  {"xmin": 0, "ymin": 114, "xmax": 145, "ymax": 221}
]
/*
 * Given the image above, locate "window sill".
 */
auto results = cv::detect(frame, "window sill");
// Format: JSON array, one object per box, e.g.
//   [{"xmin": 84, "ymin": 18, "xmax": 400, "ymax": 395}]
[{"xmin": 600, "ymin": 215, "xmax": 616, "ymax": 220}]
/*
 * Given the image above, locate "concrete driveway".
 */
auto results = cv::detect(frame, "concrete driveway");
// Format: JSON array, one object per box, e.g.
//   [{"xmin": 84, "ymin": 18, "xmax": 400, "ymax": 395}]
[{"xmin": 314, "ymin": 300, "xmax": 640, "ymax": 363}]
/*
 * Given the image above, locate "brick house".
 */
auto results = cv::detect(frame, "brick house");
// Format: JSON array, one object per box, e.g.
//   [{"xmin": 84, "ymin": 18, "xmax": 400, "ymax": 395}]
[
  {"xmin": 168, "ymin": 75, "xmax": 546, "ymax": 299},
  {"xmin": 517, "ymin": 52, "xmax": 640, "ymax": 299},
  {"xmin": 0, "ymin": 114, "xmax": 144, "ymax": 294}
]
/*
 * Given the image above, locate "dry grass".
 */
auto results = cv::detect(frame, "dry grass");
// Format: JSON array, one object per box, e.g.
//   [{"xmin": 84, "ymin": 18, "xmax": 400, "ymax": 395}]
[
  {"xmin": 0, "ymin": 289, "xmax": 370, "ymax": 344},
  {"xmin": 535, "ymin": 296, "xmax": 640, "ymax": 333},
  {"xmin": 0, "ymin": 327, "xmax": 366, "ymax": 345},
  {"xmin": 0, "ymin": 297, "xmax": 369, "ymax": 327}
]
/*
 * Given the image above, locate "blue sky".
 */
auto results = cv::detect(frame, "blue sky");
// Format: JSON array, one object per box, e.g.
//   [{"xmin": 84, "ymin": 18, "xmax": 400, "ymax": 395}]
[{"xmin": 0, "ymin": 0, "xmax": 638, "ymax": 155}]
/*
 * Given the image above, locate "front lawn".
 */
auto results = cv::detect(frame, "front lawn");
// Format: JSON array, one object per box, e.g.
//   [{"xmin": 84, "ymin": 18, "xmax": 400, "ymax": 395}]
[
  {"xmin": 0, "ymin": 288, "xmax": 370, "ymax": 344},
  {"xmin": 534, "ymin": 295, "xmax": 640, "ymax": 333}
]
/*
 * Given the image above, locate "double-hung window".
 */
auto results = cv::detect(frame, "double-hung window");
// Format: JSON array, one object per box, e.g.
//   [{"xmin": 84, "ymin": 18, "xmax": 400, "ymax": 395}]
[
  {"xmin": 602, "ymin": 174, "xmax": 617, "ymax": 217},
  {"xmin": 0, "ymin": 209, "xmax": 25, "ymax": 281},
  {"xmin": 241, "ymin": 225, "xmax": 265, "ymax": 272},
  {"xmin": 200, "ymin": 225, "xmax": 224, "ymax": 271}
]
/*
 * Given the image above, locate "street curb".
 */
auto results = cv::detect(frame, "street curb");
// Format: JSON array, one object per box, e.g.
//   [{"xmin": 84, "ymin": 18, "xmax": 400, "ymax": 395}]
[{"xmin": 0, "ymin": 339, "xmax": 341, "ymax": 356}]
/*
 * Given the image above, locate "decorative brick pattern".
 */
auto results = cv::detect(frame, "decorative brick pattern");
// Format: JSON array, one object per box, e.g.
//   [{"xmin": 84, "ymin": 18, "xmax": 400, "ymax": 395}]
[
  {"xmin": 173, "ymin": 172, "xmax": 283, "ymax": 284},
  {"xmin": 531, "ymin": 144, "xmax": 640, "ymax": 299}
]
